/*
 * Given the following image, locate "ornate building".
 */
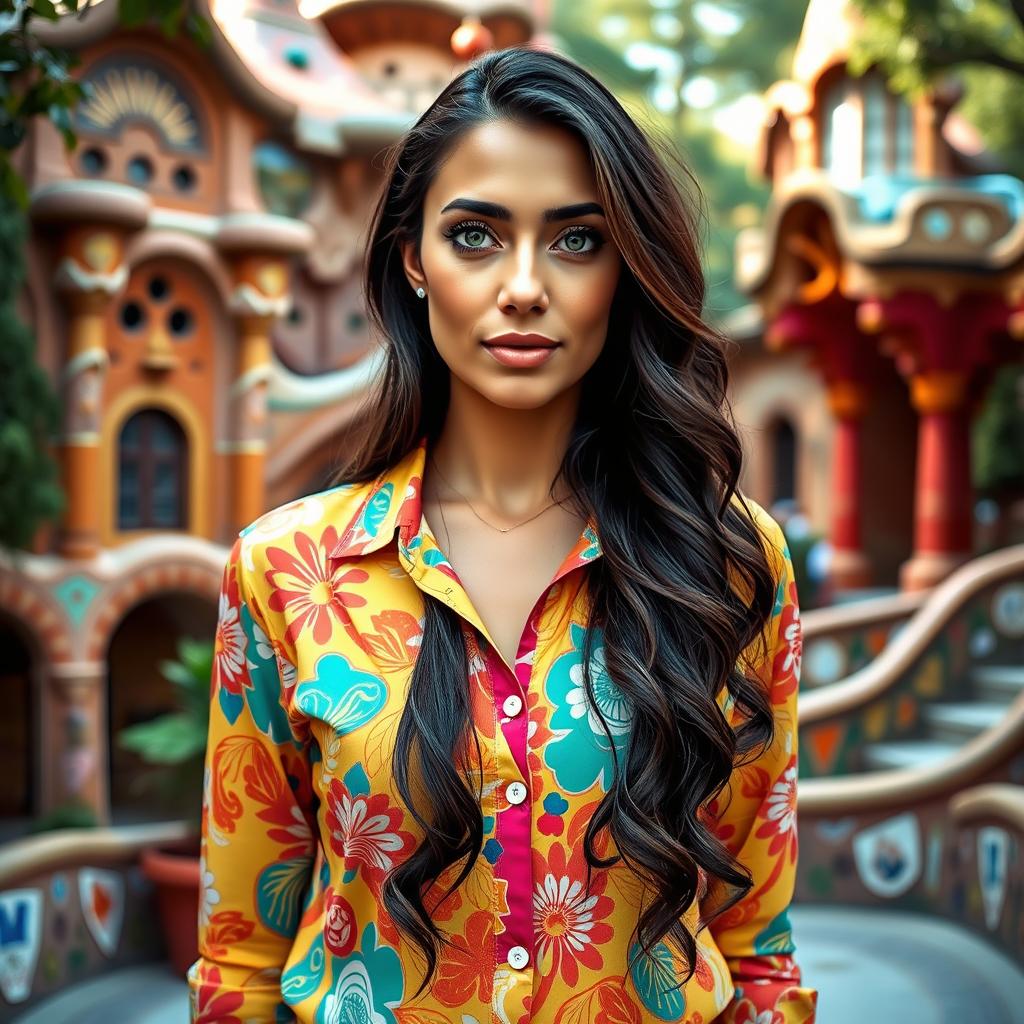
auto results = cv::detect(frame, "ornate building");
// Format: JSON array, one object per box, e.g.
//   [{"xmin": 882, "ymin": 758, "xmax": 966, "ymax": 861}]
[
  {"xmin": 5, "ymin": 0, "xmax": 541, "ymax": 827},
  {"xmin": 729, "ymin": 0, "xmax": 1024, "ymax": 593}
]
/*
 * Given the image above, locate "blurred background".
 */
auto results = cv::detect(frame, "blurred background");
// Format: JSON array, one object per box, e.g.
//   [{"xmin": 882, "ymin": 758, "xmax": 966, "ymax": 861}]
[{"xmin": 1, "ymin": 0, "xmax": 1022, "ymax": 1020}]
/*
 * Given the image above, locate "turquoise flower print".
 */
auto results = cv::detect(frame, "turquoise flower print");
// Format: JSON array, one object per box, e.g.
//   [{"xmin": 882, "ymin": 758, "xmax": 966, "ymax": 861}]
[
  {"xmin": 345, "ymin": 482, "xmax": 393, "ymax": 551},
  {"xmin": 544, "ymin": 623, "xmax": 632, "ymax": 793},
  {"xmin": 629, "ymin": 940, "xmax": 686, "ymax": 1021},
  {"xmin": 239, "ymin": 601, "xmax": 300, "ymax": 745},
  {"xmin": 294, "ymin": 652, "xmax": 388, "ymax": 735},
  {"xmin": 318, "ymin": 922, "xmax": 403, "ymax": 1024},
  {"xmin": 281, "ymin": 933, "xmax": 327, "ymax": 1004},
  {"xmin": 257, "ymin": 858, "xmax": 310, "ymax": 936},
  {"xmin": 755, "ymin": 908, "xmax": 796, "ymax": 954}
]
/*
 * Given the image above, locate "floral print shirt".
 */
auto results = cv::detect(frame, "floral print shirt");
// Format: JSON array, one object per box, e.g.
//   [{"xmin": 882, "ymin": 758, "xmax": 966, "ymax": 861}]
[{"xmin": 188, "ymin": 435, "xmax": 818, "ymax": 1024}]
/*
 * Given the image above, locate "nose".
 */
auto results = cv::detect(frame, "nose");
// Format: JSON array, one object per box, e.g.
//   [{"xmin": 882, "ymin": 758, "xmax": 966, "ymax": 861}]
[{"xmin": 498, "ymin": 239, "xmax": 548, "ymax": 314}]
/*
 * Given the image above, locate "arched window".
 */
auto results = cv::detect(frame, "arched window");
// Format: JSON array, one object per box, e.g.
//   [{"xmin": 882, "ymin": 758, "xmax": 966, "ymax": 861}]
[
  {"xmin": 118, "ymin": 409, "xmax": 188, "ymax": 529},
  {"xmin": 769, "ymin": 415, "xmax": 798, "ymax": 504}
]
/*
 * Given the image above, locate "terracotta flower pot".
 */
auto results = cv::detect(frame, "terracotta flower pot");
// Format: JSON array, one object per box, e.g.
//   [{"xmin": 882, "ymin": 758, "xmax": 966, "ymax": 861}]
[{"xmin": 140, "ymin": 839, "xmax": 201, "ymax": 978}]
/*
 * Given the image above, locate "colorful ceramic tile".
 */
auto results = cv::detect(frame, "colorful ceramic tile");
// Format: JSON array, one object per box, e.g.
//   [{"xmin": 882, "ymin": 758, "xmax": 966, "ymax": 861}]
[
  {"xmin": 0, "ymin": 888, "xmax": 43, "ymax": 1003},
  {"xmin": 852, "ymin": 812, "xmax": 922, "ymax": 897},
  {"xmin": 78, "ymin": 868, "xmax": 124, "ymax": 958}
]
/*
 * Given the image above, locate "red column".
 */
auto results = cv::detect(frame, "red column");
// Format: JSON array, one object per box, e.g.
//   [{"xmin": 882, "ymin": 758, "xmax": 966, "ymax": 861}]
[
  {"xmin": 826, "ymin": 379, "xmax": 871, "ymax": 588},
  {"xmin": 902, "ymin": 370, "xmax": 973, "ymax": 590}
]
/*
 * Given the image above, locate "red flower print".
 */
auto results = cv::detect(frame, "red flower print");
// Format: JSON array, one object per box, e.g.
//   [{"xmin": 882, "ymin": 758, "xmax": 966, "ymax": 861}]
[
  {"xmin": 325, "ymin": 778, "xmax": 414, "ymax": 878},
  {"xmin": 203, "ymin": 910, "xmax": 254, "ymax": 959},
  {"xmin": 191, "ymin": 964, "xmax": 243, "ymax": 1024},
  {"xmin": 432, "ymin": 909, "xmax": 494, "ymax": 1006},
  {"xmin": 214, "ymin": 586, "xmax": 249, "ymax": 697},
  {"xmin": 552, "ymin": 976, "xmax": 640, "ymax": 1024},
  {"xmin": 323, "ymin": 888, "xmax": 357, "ymax": 957},
  {"xmin": 771, "ymin": 580, "xmax": 801, "ymax": 701},
  {"xmin": 728, "ymin": 999, "xmax": 785, "ymax": 1024},
  {"xmin": 532, "ymin": 842, "xmax": 615, "ymax": 988},
  {"xmin": 755, "ymin": 755, "xmax": 799, "ymax": 863},
  {"xmin": 266, "ymin": 525, "xmax": 369, "ymax": 646}
]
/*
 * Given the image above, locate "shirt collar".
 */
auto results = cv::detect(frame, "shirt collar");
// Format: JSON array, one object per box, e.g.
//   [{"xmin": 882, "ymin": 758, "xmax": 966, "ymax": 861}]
[
  {"xmin": 327, "ymin": 435, "xmax": 430, "ymax": 562},
  {"xmin": 327, "ymin": 434, "xmax": 603, "ymax": 564}
]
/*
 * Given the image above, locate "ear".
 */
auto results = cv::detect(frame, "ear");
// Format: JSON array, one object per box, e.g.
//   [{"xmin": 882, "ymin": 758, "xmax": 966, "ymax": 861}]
[{"xmin": 399, "ymin": 236, "xmax": 427, "ymax": 294}]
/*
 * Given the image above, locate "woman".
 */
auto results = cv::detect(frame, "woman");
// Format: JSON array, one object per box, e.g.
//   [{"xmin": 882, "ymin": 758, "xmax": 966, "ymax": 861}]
[{"xmin": 189, "ymin": 45, "xmax": 818, "ymax": 1024}]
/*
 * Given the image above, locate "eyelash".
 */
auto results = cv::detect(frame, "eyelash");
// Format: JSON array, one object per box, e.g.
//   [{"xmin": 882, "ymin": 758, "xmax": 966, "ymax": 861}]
[{"xmin": 442, "ymin": 219, "xmax": 605, "ymax": 257}]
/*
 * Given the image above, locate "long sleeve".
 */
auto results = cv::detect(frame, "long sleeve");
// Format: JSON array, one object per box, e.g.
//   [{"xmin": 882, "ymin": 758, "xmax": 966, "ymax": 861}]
[
  {"xmin": 188, "ymin": 534, "xmax": 318, "ymax": 1023},
  {"xmin": 705, "ymin": 519, "xmax": 818, "ymax": 1024}
]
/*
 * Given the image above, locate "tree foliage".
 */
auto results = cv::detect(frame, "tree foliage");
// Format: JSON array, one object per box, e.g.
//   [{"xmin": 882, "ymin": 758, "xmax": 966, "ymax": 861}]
[
  {"xmin": 0, "ymin": 0, "xmax": 209, "ymax": 208},
  {"xmin": 0, "ymin": 201, "xmax": 64, "ymax": 551},
  {"xmin": 849, "ymin": 0, "xmax": 1024, "ymax": 176},
  {"xmin": 552, "ymin": 0, "xmax": 807, "ymax": 317}
]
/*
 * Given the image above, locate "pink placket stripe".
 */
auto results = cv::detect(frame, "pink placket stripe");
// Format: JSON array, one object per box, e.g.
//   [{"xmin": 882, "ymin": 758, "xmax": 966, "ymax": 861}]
[{"xmin": 490, "ymin": 599, "xmax": 543, "ymax": 969}]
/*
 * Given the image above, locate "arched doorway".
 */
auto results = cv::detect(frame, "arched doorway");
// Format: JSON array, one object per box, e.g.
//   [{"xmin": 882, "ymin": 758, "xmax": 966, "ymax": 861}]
[
  {"xmin": 0, "ymin": 615, "xmax": 36, "ymax": 837},
  {"xmin": 768, "ymin": 414, "xmax": 798, "ymax": 505},
  {"xmin": 106, "ymin": 590, "xmax": 216, "ymax": 823}
]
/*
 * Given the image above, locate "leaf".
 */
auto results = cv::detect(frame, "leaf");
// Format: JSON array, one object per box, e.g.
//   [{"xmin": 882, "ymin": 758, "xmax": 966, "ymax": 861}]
[{"xmin": 118, "ymin": 712, "xmax": 206, "ymax": 764}]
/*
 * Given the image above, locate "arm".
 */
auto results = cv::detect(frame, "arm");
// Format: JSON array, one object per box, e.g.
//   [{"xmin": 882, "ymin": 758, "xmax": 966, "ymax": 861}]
[
  {"xmin": 188, "ymin": 534, "xmax": 318, "ymax": 1023},
  {"xmin": 705, "ymin": 518, "xmax": 818, "ymax": 1024}
]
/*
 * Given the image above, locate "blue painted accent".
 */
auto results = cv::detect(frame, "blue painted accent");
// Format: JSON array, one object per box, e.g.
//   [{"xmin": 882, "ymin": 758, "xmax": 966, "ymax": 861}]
[
  {"xmin": 482, "ymin": 838, "xmax": 503, "ymax": 864},
  {"xmin": 53, "ymin": 575, "xmax": 101, "ymax": 628},
  {"xmin": 848, "ymin": 173, "xmax": 1024, "ymax": 224}
]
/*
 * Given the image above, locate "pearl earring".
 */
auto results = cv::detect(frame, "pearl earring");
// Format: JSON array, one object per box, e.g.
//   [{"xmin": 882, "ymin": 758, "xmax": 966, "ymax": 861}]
[{"xmin": 415, "ymin": 287, "xmax": 426, "ymax": 299}]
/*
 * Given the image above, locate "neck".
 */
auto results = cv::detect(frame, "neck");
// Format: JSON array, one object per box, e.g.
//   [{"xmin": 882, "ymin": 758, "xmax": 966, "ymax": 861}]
[{"xmin": 429, "ymin": 376, "xmax": 580, "ymax": 518}]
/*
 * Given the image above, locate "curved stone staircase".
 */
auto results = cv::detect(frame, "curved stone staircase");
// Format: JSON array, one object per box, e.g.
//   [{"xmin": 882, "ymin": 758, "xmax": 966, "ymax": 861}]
[{"xmin": 863, "ymin": 664, "xmax": 1024, "ymax": 770}]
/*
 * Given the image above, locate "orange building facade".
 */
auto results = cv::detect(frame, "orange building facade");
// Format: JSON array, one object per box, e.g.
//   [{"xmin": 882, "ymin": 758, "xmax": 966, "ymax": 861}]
[{"xmin": 5, "ymin": 0, "xmax": 542, "ymax": 828}]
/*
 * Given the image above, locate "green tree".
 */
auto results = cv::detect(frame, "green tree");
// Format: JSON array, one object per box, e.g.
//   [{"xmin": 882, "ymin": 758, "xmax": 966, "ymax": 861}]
[
  {"xmin": 551, "ymin": 0, "xmax": 808, "ymax": 318},
  {"xmin": 1, "ymin": 0, "xmax": 210, "ymax": 208},
  {"xmin": 848, "ymin": 0, "xmax": 1024, "ymax": 177},
  {"xmin": 973, "ymin": 364, "xmax": 1024, "ymax": 501},
  {"xmin": 0, "ymin": 201, "xmax": 64, "ymax": 551}
]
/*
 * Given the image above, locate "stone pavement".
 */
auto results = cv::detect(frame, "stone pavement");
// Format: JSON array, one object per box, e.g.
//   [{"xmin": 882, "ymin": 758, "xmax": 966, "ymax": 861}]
[{"xmin": 14, "ymin": 904, "xmax": 1024, "ymax": 1023}]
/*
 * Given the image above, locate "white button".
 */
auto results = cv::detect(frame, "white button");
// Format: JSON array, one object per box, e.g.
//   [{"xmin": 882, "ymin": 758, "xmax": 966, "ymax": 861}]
[
  {"xmin": 507, "ymin": 945, "xmax": 530, "ymax": 969},
  {"xmin": 502, "ymin": 694, "xmax": 523, "ymax": 717},
  {"xmin": 505, "ymin": 781, "xmax": 528, "ymax": 806}
]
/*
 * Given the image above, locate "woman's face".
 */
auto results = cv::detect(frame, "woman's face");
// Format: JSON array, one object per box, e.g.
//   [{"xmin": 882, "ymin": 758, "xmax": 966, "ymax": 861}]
[{"xmin": 401, "ymin": 118, "xmax": 622, "ymax": 411}]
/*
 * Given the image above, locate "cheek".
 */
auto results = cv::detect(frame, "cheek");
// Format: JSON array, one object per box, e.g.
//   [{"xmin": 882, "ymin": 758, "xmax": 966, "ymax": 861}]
[{"xmin": 562, "ymin": 261, "xmax": 621, "ymax": 346}]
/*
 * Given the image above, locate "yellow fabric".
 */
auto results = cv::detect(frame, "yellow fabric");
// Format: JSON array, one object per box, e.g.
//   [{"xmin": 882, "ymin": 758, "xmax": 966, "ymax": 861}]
[{"xmin": 189, "ymin": 435, "xmax": 817, "ymax": 1024}]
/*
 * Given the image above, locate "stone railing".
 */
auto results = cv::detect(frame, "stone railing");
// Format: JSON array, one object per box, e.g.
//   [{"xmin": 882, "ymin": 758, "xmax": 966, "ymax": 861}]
[
  {"xmin": 798, "ymin": 544, "xmax": 1024, "ymax": 776},
  {"xmin": 0, "ymin": 821, "xmax": 187, "ymax": 1014}
]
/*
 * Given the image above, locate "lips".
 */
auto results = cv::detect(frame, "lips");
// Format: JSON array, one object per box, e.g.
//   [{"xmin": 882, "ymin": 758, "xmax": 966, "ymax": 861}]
[{"xmin": 481, "ymin": 333, "xmax": 559, "ymax": 349}]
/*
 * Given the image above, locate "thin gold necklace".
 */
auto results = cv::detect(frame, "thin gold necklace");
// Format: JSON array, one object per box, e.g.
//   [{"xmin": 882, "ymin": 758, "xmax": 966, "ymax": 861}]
[{"xmin": 428, "ymin": 453, "xmax": 562, "ymax": 534}]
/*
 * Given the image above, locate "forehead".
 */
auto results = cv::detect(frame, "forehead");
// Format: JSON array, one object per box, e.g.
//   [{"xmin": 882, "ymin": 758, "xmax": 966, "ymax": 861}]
[{"xmin": 426, "ymin": 119, "xmax": 599, "ymax": 215}]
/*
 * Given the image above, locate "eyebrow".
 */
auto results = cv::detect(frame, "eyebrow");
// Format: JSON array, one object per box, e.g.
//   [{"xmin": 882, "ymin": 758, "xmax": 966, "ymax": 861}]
[{"xmin": 439, "ymin": 197, "xmax": 606, "ymax": 223}]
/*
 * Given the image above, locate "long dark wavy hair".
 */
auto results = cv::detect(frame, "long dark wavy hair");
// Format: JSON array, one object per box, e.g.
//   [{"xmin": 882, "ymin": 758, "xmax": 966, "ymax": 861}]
[{"xmin": 329, "ymin": 44, "xmax": 780, "ymax": 1000}]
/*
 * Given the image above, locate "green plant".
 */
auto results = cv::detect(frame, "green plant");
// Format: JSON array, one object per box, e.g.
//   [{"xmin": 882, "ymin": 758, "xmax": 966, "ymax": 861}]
[{"xmin": 117, "ymin": 636, "xmax": 213, "ymax": 822}]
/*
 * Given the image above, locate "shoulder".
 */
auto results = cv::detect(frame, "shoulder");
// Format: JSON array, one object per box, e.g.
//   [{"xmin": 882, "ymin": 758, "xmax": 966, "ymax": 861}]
[
  {"xmin": 728, "ymin": 491, "xmax": 790, "ymax": 573},
  {"xmin": 233, "ymin": 479, "xmax": 378, "ymax": 589}
]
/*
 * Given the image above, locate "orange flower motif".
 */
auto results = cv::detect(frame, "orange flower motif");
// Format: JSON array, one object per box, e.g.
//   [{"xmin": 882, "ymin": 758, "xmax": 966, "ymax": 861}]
[{"xmin": 266, "ymin": 525, "xmax": 369, "ymax": 645}]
